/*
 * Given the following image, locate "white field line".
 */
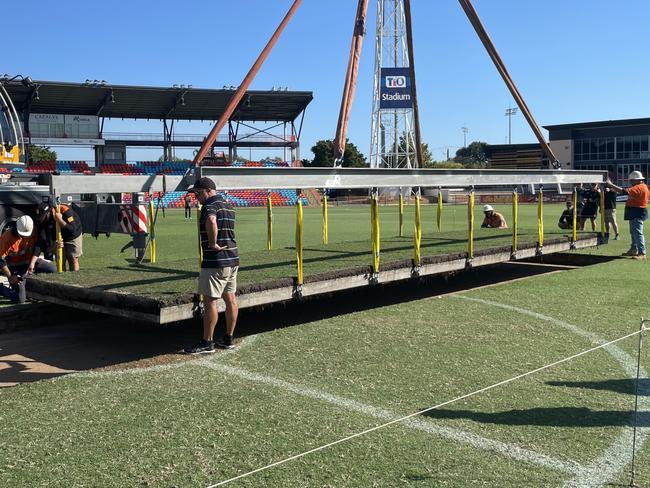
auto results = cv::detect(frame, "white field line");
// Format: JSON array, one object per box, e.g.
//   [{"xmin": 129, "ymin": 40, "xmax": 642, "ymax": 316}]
[
  {"xmin": 454, "ymin": 296, "xmax": 649, "ymax": 488},
  {"xmin": 57, "ymin": 334, "xmax": 259, "ymax": 380},
  {"xmin": 200, "ymin": 361, "xmax": 582, "ymax": 478}
]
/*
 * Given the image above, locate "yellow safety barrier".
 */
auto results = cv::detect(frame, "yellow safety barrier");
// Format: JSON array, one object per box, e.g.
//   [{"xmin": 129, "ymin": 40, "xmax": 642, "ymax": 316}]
[
  {"xmin": 267, "ymin": 194, "xmax": 273, "ymax": 250},
  {"xmin": 196, "ymin": 204, "xmax": 203, "ymax": 265},
  {"xmin": 295, "ymin": 200, "xmax": 304, "ymax": 285},
  {"xmin": 537, "ymin": 188, "xmax": 544, "ymax": 249},
  {"xmin": 147, "ymin": 199, "xmax": 157, "ymax": 263},
  {"xmin": 512, "ymin": 190, "xmax": 518, "ymax": 254},
  {"xmin": 322, "ymin": 194, "xmax": 329, "ymax": 245},
  {"xmin": 467, "ymin": 191, "xmax": 474, "ymax": 259},
  {"xmin": 55, "ymin": 203, "xmax": 63, "ymax": 273},
  {"xmin": 371, "ymin": 193, "xmax": 380, "ymax": 273},
  {"xmin": 599, "ymin": 186, "xmax": 606, "ymax": 236},
  {"xmin": 572, "ymin": 187, "xmax": 578, "ymax": 243},
  {"xmin": 399, "ymin": 193, "xmax": 404, "ymax": 237},
  {"xmin": 414, "ymin": 194, "xmax": 422, "ymax": 266},
  {"xmin": 437, "ymin": 189, "xmax": 443, "ymax": 232}
]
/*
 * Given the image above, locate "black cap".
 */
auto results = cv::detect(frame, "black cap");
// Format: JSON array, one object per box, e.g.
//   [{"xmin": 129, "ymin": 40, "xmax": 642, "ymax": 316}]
[
  {"xmin": 36, "ymin": 201, "xmax": 52, "ymax": 221},
  {"xmin": 187, "ymin": 177, "xmax": 216, "ymax": 192}
]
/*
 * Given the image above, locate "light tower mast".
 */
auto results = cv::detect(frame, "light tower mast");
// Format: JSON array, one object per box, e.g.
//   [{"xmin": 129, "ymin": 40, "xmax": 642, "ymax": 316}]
[{"xmin": 370, "ymin": 0, "xmax": 419, "ymax": 169}]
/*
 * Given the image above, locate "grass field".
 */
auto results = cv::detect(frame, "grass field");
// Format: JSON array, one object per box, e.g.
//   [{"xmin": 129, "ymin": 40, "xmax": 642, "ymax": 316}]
[
  {"xmin": 31, "ymin": 202, "xmax": 598, "ymax": 301},
  {"xmin": 0, "ymin": 201, "xmax": 649, "ymax": 487}
]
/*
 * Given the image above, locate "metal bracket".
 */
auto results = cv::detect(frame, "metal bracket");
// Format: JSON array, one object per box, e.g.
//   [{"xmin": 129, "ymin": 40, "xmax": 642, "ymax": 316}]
[
  {"xmin": 411, "ymin": 264, "xmax": 421, "ymax": 278},
  {"xmin": 536, "ymin": 244, "xmax": 543, "ymax": 257},
  {"xmin": 368, "ymin": 272, "xmax": 379, "ymax": 285},
  {"xmin": 510, "ymin": 251, "xmax": 517, "ymax": 261},
  {"xmin": 292, "ymin": 283, "xmax": 303, "ymax": 299},
  {"xmin": 465, "ymin": 257, "xmax": 473, "ymax": 269}
]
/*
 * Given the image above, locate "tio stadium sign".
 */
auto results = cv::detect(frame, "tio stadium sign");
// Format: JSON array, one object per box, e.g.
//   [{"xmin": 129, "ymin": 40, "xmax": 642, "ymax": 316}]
[{"xmin": 380, "ymin": 67, "xmax": 412, "ymax": 109}]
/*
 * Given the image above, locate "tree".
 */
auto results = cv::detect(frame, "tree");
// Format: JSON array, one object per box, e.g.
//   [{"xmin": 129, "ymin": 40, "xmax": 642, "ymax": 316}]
[
  {"xmin": 307, "ymin": 139, "xmax": 367, "ymax": 168},
  {"xmin": 157, "ymin": 155, "xmax": 191, "ymax": 163},
  {"xmin": 454, "ymin": 141, "xmax": 488, "ymax": 168},
  {"xmin": 397, "ymin": 134, "xmax": 434, "ymax": 168},
  {"xmin": 429, "ymin": 160, "xmax": 465, "ymax": 169},
  {"xmin": 27, "ymin": 145, "xmax": 57, "ymax": 163}
]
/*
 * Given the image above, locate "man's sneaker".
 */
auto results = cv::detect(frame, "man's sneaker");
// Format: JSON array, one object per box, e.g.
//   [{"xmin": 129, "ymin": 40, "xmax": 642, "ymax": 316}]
[
  {"xmin": 216, "ymin": 335, "xmax": 235, "ymax": 350},
  {"xmin": 622, "ymin": 249, "xmax": 638, "ymax": 257},
  {"xmin": 614, "ymin": 234, "xmax": 620, "ymax": 240},
  {"xmin": 634, "ymin": 254, "xmax": 647, "ymax": 260},
  {"xmin": 183, "ymin": 339, "xmax": 215, "ymax": 355}
]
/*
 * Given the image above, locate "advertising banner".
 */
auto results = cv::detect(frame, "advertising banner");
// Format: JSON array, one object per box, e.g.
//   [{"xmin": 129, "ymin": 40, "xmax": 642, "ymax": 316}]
[{"xmin": 380, "ymin": 67, "xmax": 412, "ymax": 109}]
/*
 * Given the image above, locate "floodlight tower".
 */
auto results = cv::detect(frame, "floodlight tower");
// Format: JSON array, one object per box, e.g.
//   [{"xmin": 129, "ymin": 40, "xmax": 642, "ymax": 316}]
[{"xmin": 370, "ymin": 0, "xmax": 418, "ymax": 169}]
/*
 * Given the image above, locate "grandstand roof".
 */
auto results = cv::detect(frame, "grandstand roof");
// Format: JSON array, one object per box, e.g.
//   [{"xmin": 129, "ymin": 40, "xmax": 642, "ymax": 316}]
[{"xmin": 5, "ymin": 80, "xmax": 313, "ymax": 122}]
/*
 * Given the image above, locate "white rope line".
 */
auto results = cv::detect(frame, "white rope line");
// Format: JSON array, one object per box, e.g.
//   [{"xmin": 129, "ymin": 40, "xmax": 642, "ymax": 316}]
[{"xmin": 206, "ymin": 328, "xmax": 645, "ymax": 487}]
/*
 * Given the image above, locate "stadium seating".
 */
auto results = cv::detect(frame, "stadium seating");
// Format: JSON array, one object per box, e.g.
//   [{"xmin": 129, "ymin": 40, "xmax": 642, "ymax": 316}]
[
  {"xmin": 26, "ymin": 160, "xmax": 90, "ymax": 173},
  {"xmin": 123, "ymin": 189, "xmax": 307, "ymax": 209}
]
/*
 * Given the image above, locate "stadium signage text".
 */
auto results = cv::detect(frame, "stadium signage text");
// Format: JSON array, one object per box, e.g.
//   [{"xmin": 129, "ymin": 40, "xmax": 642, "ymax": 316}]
[{"xmin": 380, "ymin": 67, "xmax": 413, "ymax": 109}]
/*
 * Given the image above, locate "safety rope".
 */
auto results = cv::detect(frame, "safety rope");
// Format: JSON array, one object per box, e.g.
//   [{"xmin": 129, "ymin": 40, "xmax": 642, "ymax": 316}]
[
  {"xmin": 629, "ymin": 319, "xmax": 647, "ymax": 487},
  {"xmin": 537, "ymin": 187, "xmax": 544, "ymax": 250},
  {"xmin": 414, "ymin": 193, "xmax": 421, "ymax": 266},
  {"xmin": 467, "ymin": 190, "xmax": 475, "ymax": 259},
  {"xmin": 572, "ymin": 187, "xmax": 578, "ymax": 244},
  {"xmin": 267, "ymin": 193, "xmax": 273, "ymax": 251},
  {"xmin": 55, "ymin": 200, "xmax": 63, "ymax": 273},
  {"xmin": 399, "ymin": 193, "xmax": 404, "ymax": 237},
  {"xmin": 207, "ymin": 327, "xmax": 646, "ymax": 488},
  {"xmin": 322, "ymin": 193, "xmax": 329, "ymax": 246},
  {"xmin": 295, "ymin": 199, "xmax": 304, "ymax": 285},
  {"xmin": 437, "ymin": 189, "xmax": 443, "ymax": 232},
  {"xmin": 371, "ymin": 192, "xmax": 380, "ymax": 273},
  {"xmin": 511, "ymin": 190, "xmax": 518, "ymax": 255}
]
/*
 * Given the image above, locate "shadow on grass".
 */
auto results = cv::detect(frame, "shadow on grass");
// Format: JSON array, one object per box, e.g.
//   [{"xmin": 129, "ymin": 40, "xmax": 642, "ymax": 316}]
[
  {"xmin": 546, "ymin": 379, "xmax": 649, "ymax": 396},
  {"xmin": 421, "ymin": 407, "xmax": 649, "ymax": 427}
]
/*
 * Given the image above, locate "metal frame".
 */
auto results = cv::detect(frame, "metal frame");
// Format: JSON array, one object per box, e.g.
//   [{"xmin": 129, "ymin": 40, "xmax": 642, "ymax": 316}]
[{"xmin": 45, "ymin": 168, "xmax": 606, "ymax": 196}]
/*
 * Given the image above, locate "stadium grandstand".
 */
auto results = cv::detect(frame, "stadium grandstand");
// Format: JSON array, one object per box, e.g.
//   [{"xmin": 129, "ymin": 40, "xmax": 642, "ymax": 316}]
[{"xmin": 4, "ymin": 79, "xmax": 312, "ymax": 165}]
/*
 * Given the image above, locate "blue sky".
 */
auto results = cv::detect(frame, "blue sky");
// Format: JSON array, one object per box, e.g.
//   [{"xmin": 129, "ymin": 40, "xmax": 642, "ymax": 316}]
[{"xmin": 14, "ymin": 0, "xmax": 650, "ymax": 162}]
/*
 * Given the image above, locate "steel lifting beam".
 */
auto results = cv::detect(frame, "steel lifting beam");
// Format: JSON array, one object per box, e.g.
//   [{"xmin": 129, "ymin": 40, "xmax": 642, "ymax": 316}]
[{"xmin": 197, "ymin": 167, "xmax": 606, "ymax": 190}]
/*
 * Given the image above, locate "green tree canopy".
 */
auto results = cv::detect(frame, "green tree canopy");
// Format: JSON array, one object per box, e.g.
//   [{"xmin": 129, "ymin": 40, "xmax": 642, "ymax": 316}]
[
  {"xmin": 307, "ymin": 139, "xmax": 367, "ymax": 168},
  {"xmin": 454, "ymin": 141, "xmax": 488, "ymax": 168},
  {"xmin": 27, "ymin": 145, "xmax": 57, "ymax": 163}
]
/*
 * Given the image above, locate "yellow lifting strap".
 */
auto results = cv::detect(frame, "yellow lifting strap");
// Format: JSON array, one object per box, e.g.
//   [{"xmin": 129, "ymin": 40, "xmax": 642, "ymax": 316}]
[
  {"xmin": 414, "ymin": 194, "xmax": 422, "ymax": 266},
  {"xmin": 537, "ymin": 188, "xmax": 544, "ymax": 249},
  {"xmin": 599, "ymin": 187, "xmax": 606, "ymax": 237},
  {"xmin": 467, "ymin": 191, "xmax": 475, "ymax": 259},
  {"xmin": 572, "ymin": 187, "xmax": 578, "ymax": 243},
  {"xmin": 512, "ymin": 190, "xmax": 518, "ymax": 254},
  {"xmin": 371, "ymin": 194, "xmax": 380, "ymax": 273},
  {"xmin": 147, "ymin": 199, "xmax": 157, "ymax": 264},
  {"xmin": 322, "ymin": 194, "xmax": 329, "ymax": 245},
  {"xmin": 437, "ymin": 189, "xmax": 443, "ymax": 232},
  {"xmin": 295, "ymin": 200, "xmax": 304, "ymax": 285},
  {"xmin": 267, "ymin": 194, "xmax": 273, "ymax": 251},
  {"xmin": 399, "ymin": 193, "xmax": 404, "ymax": 237},
  {"xmin": 55, "ymin": 203, "xmax": 63, "ymax": 273},
  {"xmin": 196, "ymin": 204, "xmax": 203, "ymax": 302}
]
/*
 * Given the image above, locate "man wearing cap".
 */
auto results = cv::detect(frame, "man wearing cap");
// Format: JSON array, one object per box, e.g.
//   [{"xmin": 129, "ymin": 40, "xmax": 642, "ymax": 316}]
[
  {"xmin": 481, "ymin": 205, "xmax": 508, "ymax": 229},
  {"xmin": 607, "ymin": 170, "xmax": 649, "ymax": 260},
  {"xmin": 35, "ymin": 201, "xmax": 83, "ymax": 271},
  {"xmin": 184, "ymin": 177, "xmax": 239, "ymax": 354},
  {"xmin": 0, "ymin": 215, "xmax": 56, "ymax": 303}
]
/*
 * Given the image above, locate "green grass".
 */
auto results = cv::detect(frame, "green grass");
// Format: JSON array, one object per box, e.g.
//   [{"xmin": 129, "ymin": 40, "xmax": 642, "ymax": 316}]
[
  {"xmin": 29, "ymin": 203, "xmax": 599, "ymax": 302},
  {"xmin": 1, "ymin": 241, "xmax": 649, "ymax": 486},
  {"xmin": 1, "ymin": 203, "xmax": 649, "ymax": 486}
]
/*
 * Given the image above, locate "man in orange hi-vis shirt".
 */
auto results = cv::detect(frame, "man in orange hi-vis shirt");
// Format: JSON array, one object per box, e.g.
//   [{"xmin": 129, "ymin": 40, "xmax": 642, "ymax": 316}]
[
  {"xmin": 0, "ymin": 216, "xmax": 56, "ymax": 303},
  {"xmin": 481, "ymin": 205, "xmax": 508, "ymax": 229},
  {"xmin": 607, "ymin": 170, "xmax": 649, "ymax": 260}
]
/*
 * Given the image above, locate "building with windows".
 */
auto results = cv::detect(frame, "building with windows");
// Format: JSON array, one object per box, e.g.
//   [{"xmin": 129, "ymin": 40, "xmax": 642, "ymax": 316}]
[
  {"xmin": 487, "ymin": 118, "xmax": 650, "ymax": 185},
  {"xmin": 546, "ymin": 118, "xmax": 650, "ymax": 185}
]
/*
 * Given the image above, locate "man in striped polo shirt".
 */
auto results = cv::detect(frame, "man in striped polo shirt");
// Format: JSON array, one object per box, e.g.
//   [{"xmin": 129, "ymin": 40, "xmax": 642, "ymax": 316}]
[{"xmin": 184, "ymin": 177, "xmax": 240, "ymax": 354}]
